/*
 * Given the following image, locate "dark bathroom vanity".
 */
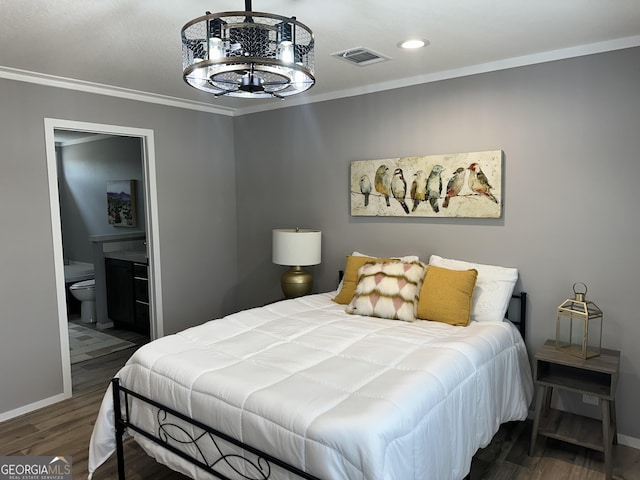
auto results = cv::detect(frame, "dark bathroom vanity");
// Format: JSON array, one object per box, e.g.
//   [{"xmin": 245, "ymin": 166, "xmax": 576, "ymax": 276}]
[{"xmin": 105, "ymin": 256, "xmax": 149, "ymax": 335}]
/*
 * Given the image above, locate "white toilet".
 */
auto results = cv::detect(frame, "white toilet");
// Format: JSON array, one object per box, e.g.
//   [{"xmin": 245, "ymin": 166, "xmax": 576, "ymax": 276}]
[{"xmin": 69, "ymin": 279, "xmax": 96, "ymax": 323}]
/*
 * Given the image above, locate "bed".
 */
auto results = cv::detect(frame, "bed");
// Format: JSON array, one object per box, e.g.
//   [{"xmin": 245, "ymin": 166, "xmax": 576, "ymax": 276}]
[{"xmin": 88, "ymin": 255, "xmax": 534, "ymax": 480}]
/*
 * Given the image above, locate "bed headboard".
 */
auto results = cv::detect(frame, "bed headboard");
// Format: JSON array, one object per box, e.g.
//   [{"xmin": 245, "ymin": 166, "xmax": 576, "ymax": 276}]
[
  {"xmin": 338, "ymin": 270, "xmax": 527, "ymax": 340},
  {"xmin": 507, "ymin": 292, "xmax": 527, "ymax": 341}
]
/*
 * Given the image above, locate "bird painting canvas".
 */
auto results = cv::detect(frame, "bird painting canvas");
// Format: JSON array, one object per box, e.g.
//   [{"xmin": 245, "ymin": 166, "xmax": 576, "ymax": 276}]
[{"xmin": 350, "ymin": 150, "xmax": 502, "ymax": 218}]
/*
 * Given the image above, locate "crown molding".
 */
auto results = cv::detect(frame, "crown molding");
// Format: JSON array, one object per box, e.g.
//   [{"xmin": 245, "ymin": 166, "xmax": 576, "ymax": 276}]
[
  {"xmin": 0, "ymin": 66, "xmax": 235, "ymax": 117},
  {"xmin": 2, "ymin": 35, "xmax": 640, "ymax": 118},
  {"xmin": 232, "ymin": 35, "xmax": 640, "ymax": 116}
]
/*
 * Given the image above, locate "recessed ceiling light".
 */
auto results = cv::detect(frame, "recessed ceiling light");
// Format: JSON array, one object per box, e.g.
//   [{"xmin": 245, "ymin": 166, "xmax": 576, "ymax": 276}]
[{"xmin": 398, "ymin": 38, "xmax": 429, "ymax": 50}]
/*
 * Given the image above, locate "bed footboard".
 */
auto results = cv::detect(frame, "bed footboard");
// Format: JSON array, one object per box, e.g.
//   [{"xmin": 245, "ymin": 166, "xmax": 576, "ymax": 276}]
[{"xmin": 111, "ymin": 378, "xmax": 321, "ymax": 480}]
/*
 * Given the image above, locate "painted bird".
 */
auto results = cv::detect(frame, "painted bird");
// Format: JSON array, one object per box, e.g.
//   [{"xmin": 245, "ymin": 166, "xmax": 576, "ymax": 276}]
[
  {"xmin": 374, "ymin": 165, "xmax": 391, "ymax": 207},
  {"xmin": 426, "ymin": 165, "xmax": 444, "ymax": 213},
  {"xmin": 391, "ymin": 168, "xmax": 410, "ymax": 214},
  {"xmin": 410, "ymin": 170, "xmax": 427, "ymax": 212},
  {"xmin": 359, "ymin": 175, "xmax": 372, "ymax": 206},
  {"xmin": 468, "ymin": 162, "xmax": 498, "ymax": 203},
  {"xmin": 443, "ymin": 167, "xmax": 465, "ymax": 208}
]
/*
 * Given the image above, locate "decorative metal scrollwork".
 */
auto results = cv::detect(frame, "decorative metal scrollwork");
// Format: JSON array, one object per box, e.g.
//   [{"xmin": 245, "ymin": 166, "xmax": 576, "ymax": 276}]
[{"xmin": 156, "ymin": 409, "xmax": 272, "ymax": 480}]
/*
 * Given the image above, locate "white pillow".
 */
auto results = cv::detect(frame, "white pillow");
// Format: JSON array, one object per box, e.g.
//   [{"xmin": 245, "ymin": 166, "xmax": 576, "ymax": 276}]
[
  {"xmin": 428, "ymin": 255, "xmax": 518, "ymax": 322},
  {"xmin": 337, "ymin": 251, "xmax": 420, "ymax": 291},
  {"xmin": 352, "ymin": 251, "xmax": 420, "ymax": 262}
]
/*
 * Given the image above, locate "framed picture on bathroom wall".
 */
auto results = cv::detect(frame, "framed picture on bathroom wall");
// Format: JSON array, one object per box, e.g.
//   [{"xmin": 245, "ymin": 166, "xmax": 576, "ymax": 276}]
[
  {"xmin": 350, "ymin": 150, "xmax": 503, "ymax": 218},
  {"xmin": 107, "ymin": 179, "xmax": 137, "ymax": 227}
]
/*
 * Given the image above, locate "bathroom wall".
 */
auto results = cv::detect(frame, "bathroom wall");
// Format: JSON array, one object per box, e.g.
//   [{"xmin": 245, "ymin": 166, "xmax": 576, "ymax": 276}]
[{"xmin": 57, "ymin": 136, "xmax": 145, "ymax": 263}]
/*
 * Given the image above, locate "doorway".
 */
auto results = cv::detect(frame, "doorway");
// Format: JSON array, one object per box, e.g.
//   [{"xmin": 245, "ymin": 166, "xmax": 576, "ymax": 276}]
[{"xmin": 44, "ymin": 118, "xmax": 163, "ymax": 398}]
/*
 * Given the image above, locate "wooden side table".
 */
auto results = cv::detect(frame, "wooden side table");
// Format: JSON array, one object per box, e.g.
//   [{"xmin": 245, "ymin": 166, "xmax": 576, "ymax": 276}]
[{"xmin": 529, "ymin": 339, "xmax": 620, "ymax": 479}]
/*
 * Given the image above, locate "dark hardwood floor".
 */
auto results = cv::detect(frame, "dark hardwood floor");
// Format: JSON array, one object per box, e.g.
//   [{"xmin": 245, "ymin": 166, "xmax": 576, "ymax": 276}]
[{"xmin": 1, "ymin": 346, "xmax": 639, "ymax": 479}]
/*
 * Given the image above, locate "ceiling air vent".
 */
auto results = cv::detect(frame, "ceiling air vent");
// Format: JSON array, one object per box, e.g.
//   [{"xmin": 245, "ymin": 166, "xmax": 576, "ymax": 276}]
[{"xmin": 331, "ymin": 47, "xmax": 390, "ymax": 66}]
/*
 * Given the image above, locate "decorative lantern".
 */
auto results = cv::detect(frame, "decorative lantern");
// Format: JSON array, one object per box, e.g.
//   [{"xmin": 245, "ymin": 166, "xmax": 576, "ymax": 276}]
[{"xmin": 556, "ymin": 282, "xmax": 603, "ymax": 359}]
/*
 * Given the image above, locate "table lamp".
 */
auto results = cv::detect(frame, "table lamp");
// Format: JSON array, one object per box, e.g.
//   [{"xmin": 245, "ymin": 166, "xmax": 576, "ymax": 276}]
[{"xmin": 272, "ymin": 228, "xmax": 321, "ymax": 298}]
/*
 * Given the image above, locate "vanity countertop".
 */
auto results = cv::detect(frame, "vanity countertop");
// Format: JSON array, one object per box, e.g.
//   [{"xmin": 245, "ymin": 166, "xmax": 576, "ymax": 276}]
[{"xmin": 104, "ymin": 251, "xmax": 148, "ymax": 264}]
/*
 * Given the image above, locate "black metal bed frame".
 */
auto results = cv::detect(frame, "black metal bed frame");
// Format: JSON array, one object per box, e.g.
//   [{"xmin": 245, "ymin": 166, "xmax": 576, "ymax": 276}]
[
  {"xmin": 112, "ymin": 378, "xmax": 321, "ymax": 480},
  {"xmin": 509, "ymin": 291, "xmax": 527, "ymax": 339},
  {"xmin": 112, "ymin": 292, "xmax": 528, "ymax": 480}
]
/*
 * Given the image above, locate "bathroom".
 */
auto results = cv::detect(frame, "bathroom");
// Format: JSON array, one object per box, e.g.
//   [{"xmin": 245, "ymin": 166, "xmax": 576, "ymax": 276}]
[{"xmin": 56, "ymin": 130, "xmax": 150, "ymax": 360}]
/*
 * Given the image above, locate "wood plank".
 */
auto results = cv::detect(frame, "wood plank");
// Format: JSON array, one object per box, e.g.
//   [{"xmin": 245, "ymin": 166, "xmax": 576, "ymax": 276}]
[
  {"xmin": 539, "ymin": 339, "xmax": 620, "ymax": 375},
  {"xmin": 538, "ymin": 408, "xmax": 605, "ymax": 452}
]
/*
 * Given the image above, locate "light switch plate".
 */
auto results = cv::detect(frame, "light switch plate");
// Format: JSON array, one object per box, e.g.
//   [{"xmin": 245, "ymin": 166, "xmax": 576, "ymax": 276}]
[{"xmin": 582, "ymin": 393, "xmax": 599, "ymax": 406}]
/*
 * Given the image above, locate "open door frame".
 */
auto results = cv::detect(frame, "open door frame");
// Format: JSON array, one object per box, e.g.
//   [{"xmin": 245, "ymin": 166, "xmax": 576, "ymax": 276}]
[{"xmin": 44, "ymin": 118, "xmax": 163, "ymax": 397}]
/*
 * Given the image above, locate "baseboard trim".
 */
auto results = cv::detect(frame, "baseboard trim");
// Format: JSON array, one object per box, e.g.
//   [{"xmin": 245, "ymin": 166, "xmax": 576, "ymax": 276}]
[
  {"xmin": 618, "ymin": 434, "xmax": 640, "ymax": 449},
  {"xmin": 0, "ymin": 392, "xmax": 71, "ymax": 423}
]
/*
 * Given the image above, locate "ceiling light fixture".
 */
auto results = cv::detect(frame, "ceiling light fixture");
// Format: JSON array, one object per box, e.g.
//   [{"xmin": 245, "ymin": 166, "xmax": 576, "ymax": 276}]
[
  {"xmin": 398, "ymin": 38, "xmax": 429, "ymax": 50},
  {"xmin": 181, "ymin": 0, "xmax": 315, "ymax": 99}
]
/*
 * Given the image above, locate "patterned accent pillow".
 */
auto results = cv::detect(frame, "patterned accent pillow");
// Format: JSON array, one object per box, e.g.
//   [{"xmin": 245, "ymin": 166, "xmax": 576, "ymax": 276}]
[
  {"xmin": 334, "ymin": 255, "xmax": 395, "ymax": 305},
  {"xmin": 346, "ymin": 261, "xmax": 426, "ymax": 322}
]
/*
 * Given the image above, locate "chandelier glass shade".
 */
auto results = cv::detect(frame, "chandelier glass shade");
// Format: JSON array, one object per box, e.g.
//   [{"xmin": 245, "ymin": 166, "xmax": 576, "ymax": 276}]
[{"xmin": 181, "ymin": 3, "xmax": 315, "ymax": 99}]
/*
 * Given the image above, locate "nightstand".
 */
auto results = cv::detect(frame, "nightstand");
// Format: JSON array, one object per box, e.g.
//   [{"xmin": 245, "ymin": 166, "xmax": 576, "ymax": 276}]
[{"xmin": 529, "ymin": 339, "xmax": 620, "ymax": 479}]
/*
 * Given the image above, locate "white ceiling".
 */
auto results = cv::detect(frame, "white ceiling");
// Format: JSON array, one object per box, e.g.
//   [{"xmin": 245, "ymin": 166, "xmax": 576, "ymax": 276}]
[{"xmin": 2, "ymin": 1, "xmax": 640, "ymax": 116}]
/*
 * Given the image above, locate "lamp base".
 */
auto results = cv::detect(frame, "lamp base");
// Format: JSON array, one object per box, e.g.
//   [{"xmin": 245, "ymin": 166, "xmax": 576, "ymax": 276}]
[{"xmin": 281, "ymin": 266, "xmax": 313, "ymax": 299}]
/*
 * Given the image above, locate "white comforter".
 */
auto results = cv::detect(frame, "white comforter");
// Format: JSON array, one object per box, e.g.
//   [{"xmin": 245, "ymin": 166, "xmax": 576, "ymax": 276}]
[{"xmin": 89, "ymin": 292, "xmax": 533, "ymax": 480}]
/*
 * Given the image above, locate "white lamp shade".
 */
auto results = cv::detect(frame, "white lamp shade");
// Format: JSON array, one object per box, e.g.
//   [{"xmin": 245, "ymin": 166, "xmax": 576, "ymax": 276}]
[{"xmin": 272, "ymin": 229, "xmax": 321, "ymax": 266}]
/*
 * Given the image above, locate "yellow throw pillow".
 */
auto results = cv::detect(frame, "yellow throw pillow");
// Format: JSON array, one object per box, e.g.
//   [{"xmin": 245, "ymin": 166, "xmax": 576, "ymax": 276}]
[
  {"xmin": 333, "ymin": 255, "xmax": 397, "ymax": 304},
  {"xmin": 417, "ymin": 265, "xmax": 478, "ymax": 326}
]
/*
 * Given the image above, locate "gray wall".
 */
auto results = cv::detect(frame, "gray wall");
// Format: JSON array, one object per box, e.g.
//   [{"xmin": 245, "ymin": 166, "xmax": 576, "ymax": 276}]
[
  {"xmin": 2, "ymin": 44, "xmax": 639, "ymax": 444},
  {"xmin": 0, "ymin": 78, "xmax": 237, "ymax": 416},
  {"xmin": 58, "ymin": 136, "xmax": 145, "ymax": 263},
  {"xmin": 233, "ymin": 47, "xmax": 640, "ymax": 441}
]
